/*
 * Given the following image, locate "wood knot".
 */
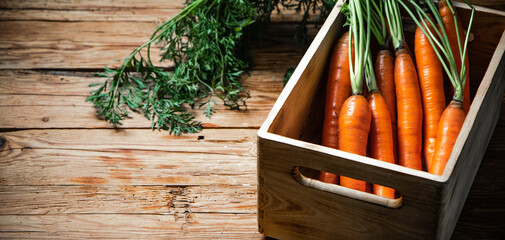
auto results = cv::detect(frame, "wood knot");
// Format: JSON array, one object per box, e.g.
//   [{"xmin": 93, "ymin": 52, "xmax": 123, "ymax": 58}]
[
  {"xmin": 197, "ymin": 135, "xmax": 204, "ymax": 140},
  {"xmin": 0, "ymin": 136, "xmax": 6, "ymax": 150},
  {"xmin": 42, "ymin": 117, "xmax": 50, "ymax": 122}
]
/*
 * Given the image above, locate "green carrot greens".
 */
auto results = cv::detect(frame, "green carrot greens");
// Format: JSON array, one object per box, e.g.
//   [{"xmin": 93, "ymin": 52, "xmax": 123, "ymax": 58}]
[
  {"xmin": 348, "ymin": 0, "xmax": 371, "ymax": 94},
  {"xmin": 398, "ymin": 0, "xmax": 475, "ymax": 101},
  {"xmin": 87, "ymin": 0, "xmax": 337, "ymax": 135}
]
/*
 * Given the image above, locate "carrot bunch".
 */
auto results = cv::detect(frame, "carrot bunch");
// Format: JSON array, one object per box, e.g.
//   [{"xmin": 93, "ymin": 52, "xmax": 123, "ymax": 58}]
[
  {"xmin": 400, "ymin": 0, "xmax": 475, "ymax": 175},
  {"xmin": 318, "ymin": 0, "xmax": 475, "ymax": 198}
]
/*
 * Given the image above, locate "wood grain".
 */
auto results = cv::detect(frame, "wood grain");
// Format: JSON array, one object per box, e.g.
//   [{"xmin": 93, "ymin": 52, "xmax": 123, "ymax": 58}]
[
  {"xmin": 0, "ymin": 0, "xmax": 187, "ymax": 9},
  {"xmin": 0, "ymin": 0, "xmax": 307, "ymax": 24},
  {"xmin": 0, "ymin": 12, "xmax": 309, "ymax": 69},
  {"xmin": 0, "ymin": 129, "xmax": 257, "ymax": 186},
  {"xmin": 0, "ymin": 214, "xmax": 262, "ymax": 239},
  {"xmin": 0, "ymin": 70, "xmax": 284, "ymax": 129},
  {"xmin": 1, "ymin": 1, "xmax": 505, "ymax": 239},
  {"xmin": 0, "ymin": 185, "xmax": 256, "ymax": 214}
]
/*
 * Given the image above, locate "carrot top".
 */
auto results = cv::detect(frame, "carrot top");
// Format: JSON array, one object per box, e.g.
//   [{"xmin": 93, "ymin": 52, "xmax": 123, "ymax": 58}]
[
  {"xmin": 361, "ymin": 0, "xmax": 388, "ymax": 49},
  {"xmin": 399, "ymin": 0, "xmax": 475, "ymax": 101},
  {"xmin": 361, "ymin": 0, "xmax": 387, "ymax": 93},
  {"xmin": 384, "ymin": 0, "xmax": 405, "ymax": 50},
  {"xmin": 348, "ymin": 0, "xmax": 371, "ymax": 95}
]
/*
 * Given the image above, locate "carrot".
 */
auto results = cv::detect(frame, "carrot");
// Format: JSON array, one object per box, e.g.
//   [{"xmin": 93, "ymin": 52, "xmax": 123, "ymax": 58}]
[
  {"xmin": 338, "ymin": 95, "xmax": 371, "ymax": 191},
  {"xmin": 368, "ymin": 91, "xmax": 395, "ymax": 199},
  {"xmin": 429, "ymin": 100, "xmax": 465, "ymax": 175},
  {"xmin": 400, "ymin": 0, "xmax": 475, "ymax": 175},
  {"xmin": 385, "ymin": 0, "xmax": 423, "ymax": 171},
  {"xmin": 439, "ymin": 0, "xmax": 471, "ymax": 113},
  {"xmin": 394, "ymin": 49, "xmax": 423, "ymax": 171},
  {"xmin": 319, "ymin": 32, "xmax": 352, "ymax": 184},
  {"xmin": 337, "ymin": 0, "xmax": 372, "ymax": 192},
  {"xmin": 375, "ymin": 50, "xmax": 397, "ymax": 163},
  {"xmin": 415, "ymin": 17, "xmax": 446, "ymax": 169},
  {"xmin": 365, "ymin": 1, "xmax": 396, "ymax": 197}
]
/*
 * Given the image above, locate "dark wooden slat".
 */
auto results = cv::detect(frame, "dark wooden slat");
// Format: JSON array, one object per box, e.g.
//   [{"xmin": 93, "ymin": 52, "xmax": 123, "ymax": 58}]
[{"xmin": 452, "ymin": 125, "xmax": 505, "ymax": 240}]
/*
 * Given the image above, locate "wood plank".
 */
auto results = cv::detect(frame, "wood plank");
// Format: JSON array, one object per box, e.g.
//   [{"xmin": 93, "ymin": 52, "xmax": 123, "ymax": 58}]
[
  {"xmin": 0, "ymin": 8, "xmax": 304, "ymax": 23},
  {"xmin": 0, "ymin": 70, "xmax": 284, "ymax": 96},
  {"xmin": 0, "ymin": 21, "xmax": 305, "ymax": 70},
  {"xmin": 0, "ymin": 70, "xmax": 284, "ymax": 129},
  {"xmin": 0, "ymin": 129, "xmax": 257, "ymax": 186},
  {"xmin": 451, "ymin": 125, "xmax": 505, "ymax": 240},
  {"xmin": 0, "ymin": 0, "xmax": 187, "ymax": 9},
  {"xmin": 0, "ymin": 0, "xmax": 305, "ymax": 23},
  {"xmin": 1, "ymin": 128, "xmax": 256, "ymax": 153},
  {"xmin": 0, "ymin": 21, "xmax": 168, "ymax": 69},
  {"xmin": 0, "ymin": 148, "xmax": 257, "ymax": 186},
  {"xmin": 0, "ymin": 214, "xmax": 262, "ymax": 239},
  {"xmin": 0, "ymin": 9, "xmax": 181, "ymax": 22},
  {"xmin": 0, "ymin": 185, "xmax": 256, "ymax": 214}
]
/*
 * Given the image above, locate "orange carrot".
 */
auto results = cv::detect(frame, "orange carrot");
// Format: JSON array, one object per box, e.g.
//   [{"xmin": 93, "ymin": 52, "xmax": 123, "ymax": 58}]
[
  {"xmin": 385, "ymin": 0, "xmax": 423, "ymax": 171},
  {"xmin": 415, "ymin": 18, "xmax": 446, "ymax": 169},
  {"xmin": 375, "ymin": 49, "xmax": 397, "ymax": 163},
  {"xmin": 338, "ymin": 95, "xmax": 371, "ymax": 192},
  {"xmin": 319, "ymin": 32, "xmax": 352, "ymax": 184},
  {"xmin": 337, "ymin": 0, "xmax": 372, "ymax": 192},
  {"xmin": 368, "ymin": 91, "xmax": 395, "ymax": 199},
  {"xmin": 429, "ymin": 100, "xmax": 465, "ymax": 175},
  {"xmin": 439, "ymin": 0, "xmax": 471, "ymax": 113},
  {"xmin": 395, "ymin": 48, "xmax": 423, "ymax": 171}
]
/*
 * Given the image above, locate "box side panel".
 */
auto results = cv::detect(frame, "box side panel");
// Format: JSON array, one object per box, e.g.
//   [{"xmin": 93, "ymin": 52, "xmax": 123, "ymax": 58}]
[
  {"xmin": 438, "ymin": 34, "xmax": 505, "ymax": 240},
  {"xmin": 266, "ymin": 15, "xmax": 344, "ymax": 142},
  {"xmin": 257, "ymin": 137, "xmax": 442, "ymax": 240}
]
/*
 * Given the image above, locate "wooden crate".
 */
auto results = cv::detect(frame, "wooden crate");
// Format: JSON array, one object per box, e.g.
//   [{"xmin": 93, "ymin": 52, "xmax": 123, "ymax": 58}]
[{"xmin": 257, "ymin": 1, "xmax": 505, "ymax": 239}]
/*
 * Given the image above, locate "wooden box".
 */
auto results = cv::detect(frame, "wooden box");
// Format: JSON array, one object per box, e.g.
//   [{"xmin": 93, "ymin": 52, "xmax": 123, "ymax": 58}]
[{"xmin": 257, "ymin": 1, "xmax": 505, "ymax": 239}]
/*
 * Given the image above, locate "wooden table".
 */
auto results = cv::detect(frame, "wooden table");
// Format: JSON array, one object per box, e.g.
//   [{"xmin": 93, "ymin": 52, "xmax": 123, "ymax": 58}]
[{"xmin": 0, "ymin": 1, "xmax": 504, "ymax": 239}]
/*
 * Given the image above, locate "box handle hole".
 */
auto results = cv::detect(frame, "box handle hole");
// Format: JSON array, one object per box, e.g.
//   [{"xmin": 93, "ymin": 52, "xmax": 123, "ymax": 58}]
[{"xmin": 292, "ymin": 166, "xmax": 403, "ymax": 209}]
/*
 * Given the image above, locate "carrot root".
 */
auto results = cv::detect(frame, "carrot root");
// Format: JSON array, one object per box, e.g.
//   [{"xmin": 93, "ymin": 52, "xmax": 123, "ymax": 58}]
[
  {"xmin": 319, "ymin": 32, "xmax": 352, "ymax": 183},
  {"xmin": 368, "ymin": 92, "xmax": 395, "ymax": 199},
  {"xmin": 414, "ymin": 20, "xmax": 446, "ymax": 170},
  {"xmin": 395, "ymin": 48, "xmax": 423, "ymax": 171},
  {"xmin": 338, "ymin": 95, "xmax": 371, "ymax": 192},
  {"xmin": 429, "ymin": 100, "xmax": 466, "ymax": 175}
]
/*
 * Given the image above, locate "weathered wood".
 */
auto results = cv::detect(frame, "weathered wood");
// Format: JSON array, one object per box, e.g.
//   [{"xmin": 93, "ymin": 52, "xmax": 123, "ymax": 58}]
[
  {"xmin": 0, "ymin": 70, "xmax": 284, "ymax": 129},
  {"xmin": 0, "ymin": 8, "xmax": 182, "ymax": 22},
  {"xmin": 0, "ymin": 21, "xmax": 169, "ymax": 69},
  {"xmin": 0, "ymin": 0, "xmax": 187, "ymax": 9},
  {"xmin": 0, "ymin": 129, "xmax": 257, "ymax": 186},
  {"xmin": 1, "ymin": 128, "xmax": 256, "ymax": 153},
  {"xmin": 1, "ymin": 1, "xmax": 505, "ymax": 239},
  {"xmin": 0, "ymin": 0, "xmax": 307, "ymax": 24},
  {"xmin": 0, "ymin": 8, "xmax": 304, "ymax": 24},
  {"xmin": 0, "ymin": 185, "xmax": 256, "ymax": 215},
  {"xmin": 0, "ymin": 20, "xmax": 308, "ymax": 70},
  {"xmin": 257, "ymin": 2, "xmax": 505, "ymax": 239},
  {"xmin": 0, "ymin": 214, "xmax": 262, "ymax": 239}
]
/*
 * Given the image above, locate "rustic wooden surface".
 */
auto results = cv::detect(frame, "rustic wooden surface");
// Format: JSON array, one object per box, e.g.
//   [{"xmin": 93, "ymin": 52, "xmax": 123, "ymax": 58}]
[{"xmin": 0, "ymin": 1, "xmax": 504, "ymax": 239}]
